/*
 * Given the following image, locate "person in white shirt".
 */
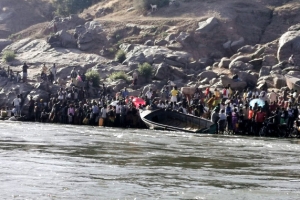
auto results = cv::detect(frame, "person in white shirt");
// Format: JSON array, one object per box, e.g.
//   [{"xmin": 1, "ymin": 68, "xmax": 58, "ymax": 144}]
[
  {"xmin": 115, "ymin": 102, "xmax": 121, "ymax": 127},
  {"xmin": 218, "ymin": 109, "xmax": 227, "ymax": 134},
  {"xmin": 157, "ymin": 100, "xmax": 165, "ymax": 109},
  {"xmin": 268, "ymin": 90, "xmax": 277, "ymax": 103},
  {"xmin": 12, "ymin": 95, "xmax": 21, "ymax": 116},
  {"xmin": 145, "ymin": 89, "xmax": 153, "ymax": 105},
  {"xmin": 293, "ymin": 90, "xmax": 297, "ymax": 99}
]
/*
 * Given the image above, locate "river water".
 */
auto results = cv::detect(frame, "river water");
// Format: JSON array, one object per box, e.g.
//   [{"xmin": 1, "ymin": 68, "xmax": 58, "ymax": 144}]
[{"xmin": 0, "ymin": 122, "xmax": 300, "ymax": 200}]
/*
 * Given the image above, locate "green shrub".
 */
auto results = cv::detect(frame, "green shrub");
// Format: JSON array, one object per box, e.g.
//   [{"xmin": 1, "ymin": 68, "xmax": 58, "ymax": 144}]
[
  {"xmin": 53, "ymin": 0, "xmax": 102, "ymax": 16},
  {"xmin": 109, "ymin": 71, "xmax": 129, "ymax": 81},
  {"xmin": 115, "ymin": 49, "xmax": 126, "ymax": 63},
  {"xmin": 2, "ymin": 50, "xmax": 16, "ymax": 62},
  {"xmin": 85, "ymin": 70, "xmax": 100, "ymax": 87},
  {"xmin": 138, "ymin": 62, "xmax": 153, "ymax": 79},
  {"xmin": 133, "ymin": 0, "xmax": 169, "ymax": 11}
]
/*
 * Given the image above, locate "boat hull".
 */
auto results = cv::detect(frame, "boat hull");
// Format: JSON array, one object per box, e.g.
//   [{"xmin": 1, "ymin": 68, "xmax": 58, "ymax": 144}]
[{"xmin": 139, "ymin": 109, "xmax": 214, "ymax": 133}]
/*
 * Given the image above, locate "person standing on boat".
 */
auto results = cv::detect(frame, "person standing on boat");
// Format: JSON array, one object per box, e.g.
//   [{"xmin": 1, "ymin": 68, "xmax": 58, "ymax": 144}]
[
  {"xmin": 211, "ymin": 109, "xmax": 220, "ymax": 134},
  {"xmin": 170, "ymin": 86, "xmax": 179, "ymax": 103},
  {"xmin": 145, "ymin": 88, "xmax": 153, "ymax": 105}
]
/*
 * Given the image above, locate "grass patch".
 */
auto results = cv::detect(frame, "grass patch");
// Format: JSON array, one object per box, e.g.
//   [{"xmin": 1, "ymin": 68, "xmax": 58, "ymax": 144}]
[
  {"xmin": 109, "ymin": 71, "xmax": 129, "ymax": 81},
  {"xmin": 85, "ymin": 70, "xmax": 100, "ymax": 87},
  {"xmin": 115, "ymin": 49, "xmax": 126, "ymax": 63},
  {"xmin": 2, "ymin": 50, "xmax": 16, "ymax": 62},
  {"xmin": 138, "ymin": 62, "xmax": 153, "ymax": 80}
]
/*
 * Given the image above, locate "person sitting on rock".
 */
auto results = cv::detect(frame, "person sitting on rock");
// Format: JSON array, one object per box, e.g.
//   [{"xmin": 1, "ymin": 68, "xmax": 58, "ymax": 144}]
[
  {"xmin": 16, "ymin": 72, "xmax": 21, "ymax": 83},
  {"xmin": 132, "ymin": 70, "xmax": 138, "ymax": 86},
  {"xmin": 288, "ymin": 54, "xmax": 295, "ymax": 66},
  {"xmin": 9, "ymin": 69, "xmax": 15, "ymax": 82},
  {"xmin": 70, "ymin": 67, "xmax": 78, "ymax": 86},
  {"xmin": 41, "ymin": 63, "xmax": 48, "ymax": 74},
  {"xmin": 232, "ymin": 74, "xmax": 239, "ymax": 82}
]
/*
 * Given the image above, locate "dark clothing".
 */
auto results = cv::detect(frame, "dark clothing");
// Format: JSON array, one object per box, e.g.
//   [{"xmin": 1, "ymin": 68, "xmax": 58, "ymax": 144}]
[{"xmin": 22, "ymin": 64, "xmax": 28, "ymax": 73}]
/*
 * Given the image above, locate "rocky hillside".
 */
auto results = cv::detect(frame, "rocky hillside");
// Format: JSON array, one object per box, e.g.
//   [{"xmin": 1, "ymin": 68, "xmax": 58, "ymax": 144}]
[{"xmin": 0, "ymin": 0, "xmax": 300, "ymax": 108}]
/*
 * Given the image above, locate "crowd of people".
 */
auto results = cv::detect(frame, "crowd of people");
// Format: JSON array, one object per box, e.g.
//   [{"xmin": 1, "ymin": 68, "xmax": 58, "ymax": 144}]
[{"xmin": 1, "ymin": 61, "xmax": 299, "ymax": 136}]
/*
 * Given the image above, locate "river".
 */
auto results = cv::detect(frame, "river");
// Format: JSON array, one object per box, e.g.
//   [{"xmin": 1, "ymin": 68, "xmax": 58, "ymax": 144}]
[{"xmin": 0, "ymin": 122, "xmax": 300, "ymax": 199}]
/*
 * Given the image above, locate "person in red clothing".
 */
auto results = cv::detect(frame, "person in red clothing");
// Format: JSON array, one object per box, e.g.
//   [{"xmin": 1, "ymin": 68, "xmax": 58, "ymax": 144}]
[
  {"xmin": 269, "ymin": 101, "xmax": 277, "ymax": 112},
  {"xmin": 255, "ymin": 107, "xmax": 266, "ymax": 135}
]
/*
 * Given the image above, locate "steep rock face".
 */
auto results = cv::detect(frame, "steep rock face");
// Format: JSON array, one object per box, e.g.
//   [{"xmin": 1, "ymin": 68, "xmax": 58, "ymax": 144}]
[
  {"xmin": 260, "ymin": 3, "xmax": 300, "ymax": 43},
  {"xmin": 277, "ymin": 24, "xmax": 300, "ymax": 64},
  {"xmin": 3, "ymin": 38, "xmax": 107, "ymax": 66},
  {"xmin": 224, "ymin": 2, "xmax": 273, "ymax": 45},
  {"xmin": 120, "ymin": 43, "xmax": 192, "ymax": 67},
  {"xmin": 0, "ymin": 0, "xmax": 53, "ymax": 38}
]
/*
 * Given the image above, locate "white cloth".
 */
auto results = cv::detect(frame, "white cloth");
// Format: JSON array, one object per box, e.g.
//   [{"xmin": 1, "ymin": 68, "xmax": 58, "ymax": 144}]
[
  {"xmin": 171, "ymin": 96, "xmax": 177, "ymax": 102},
  {"xmin": 13, "ymin": 98, "xmax": 21, "ymax": 106},
  {"xmin": 293, "ymin": 92, "xmax": 297, "ymax": 98},
  {"xmin": 219, "ymin": 113, "xmax": 226, "ymax": 120},
  {"xmin": 268, "ymin": 92, "xmax": 277, "ymax": 103},
  {"xmin": 145, "ymin": 91, "xmax": 152, "ymax": 99},
  {"xmin": 101, "ymin": 108, "xmax": 107, "ymax": 118},
  {"xmin": 115, "ymin": 105, "xmax": 121, "ymax": 114},
  {"xmin": 157, "ymin": 103, "xmax": 165, "ymax": 109}
]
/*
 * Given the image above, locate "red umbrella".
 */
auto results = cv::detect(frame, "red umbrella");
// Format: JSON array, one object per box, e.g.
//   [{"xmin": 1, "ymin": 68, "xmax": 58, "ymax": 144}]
[{"xmin": 132, "ymin": 97, "xmax": 146, "ymax": 107}]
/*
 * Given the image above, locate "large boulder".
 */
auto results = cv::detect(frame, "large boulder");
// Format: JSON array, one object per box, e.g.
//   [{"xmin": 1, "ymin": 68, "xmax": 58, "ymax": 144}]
[
  {"xmin": 274, "ymin": 76, "xmax": 286, "ymax": 89},
  {"xmin": 231, "ymin": 37, "xmax": 245, "ymax": 52},
  {"xmin": 175, "ymin": 32, "xmax": 191, "ymax": 43},
  {"xmin": 277, "ymin": 25, "xmax": 300, "ymax": 64},
  {"xmin": 262, "ymin": 55, "xmax": 277, "ymax": 67},
  {"xmin": 43, "ymin": 15, "xmax": 85, "ymax": 35},
  {"xmin": 120, "ymin": 44, "xmax": 191, "ymax": 67},
  {"xmin": 249, "ymin": 58, "xmax": 263, "ymax": 69},
  {"xmin": 28, "ymin": 89, "xmax": 50, "ymax": 102},
  {"xmin": 4, "ymin": 39, "xmax": 106, "ymax": 68},
  {"xmin": 57, "ymin": 30, "xmax": 77, "ymax": 48},
  {"xmin": 218, "ymin": 57, "xmax": 231, "ymax": 68},
  {"xmin": 197, "ymin": 71, "xmax": 218, "ymax": 80},
  {"xmin": 154, "ymin": 39, "xmax": 168, "ymax": 46},
  {"xmin": 229, "ymin": 61, "xmax": 253, "ymax": 73},
  {"xmin": 165, "ymin": 33, "xmax": 177, "ymax": 42},
  {"xmin": 259, "ymin": 66, "xmax": 271, "ymax": 77},
  {"xmin": 237, "ymin": 71, "xmax": 258, "ymax": 87},
  {"xmin": 237, "ymin": 45, "xmax": 256, "ymax": 54},
  {"xmin": 195, "ymin": 17, "xmax": 219, "ymax": 33},
  {"xmin": 171, "ymin": 67, "xmax": 187, "ymax": 80},
  {"xmin": 231, "ymin": 55, "xmax": 252, "ymax": 64},
  {"xmin": 220, "ymin": 75, "xmax": 247, "ymax": 90},
  {"xmin": 111, "ymin": 79, "xmax": 128, "ymax": 92},
  {"xmin": 154, "ymin": 63, "xmax": 170, "ymax": 80},
  {"xmin": 75, "ymin": 21, "xmax": 107, "ymax": 51},
  {"xmin": 181, "ymin": 87, "xmax": 196, "ymax": 95}
]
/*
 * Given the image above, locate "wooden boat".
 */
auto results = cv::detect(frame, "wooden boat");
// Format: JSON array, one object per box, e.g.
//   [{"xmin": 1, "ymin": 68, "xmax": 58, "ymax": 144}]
[
  {"xmin": 139, "ymin": 109, "xmax": 214, "ymax": 133},
  {"xmin": 285, "ymin": 74, "xmax": 300, "ymax": 91}
]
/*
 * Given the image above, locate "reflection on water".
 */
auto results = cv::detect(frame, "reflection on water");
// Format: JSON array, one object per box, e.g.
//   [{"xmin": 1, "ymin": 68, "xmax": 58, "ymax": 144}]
[{"xmin": 0, "ymin": 122, "xmax": 300, "ymax": 199}]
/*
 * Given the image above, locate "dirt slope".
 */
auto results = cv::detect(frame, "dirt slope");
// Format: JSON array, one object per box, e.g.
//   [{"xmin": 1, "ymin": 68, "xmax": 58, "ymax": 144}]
[{"xmin": 0, "ymin": 0, "xmax": 53, "ymax": 39}]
